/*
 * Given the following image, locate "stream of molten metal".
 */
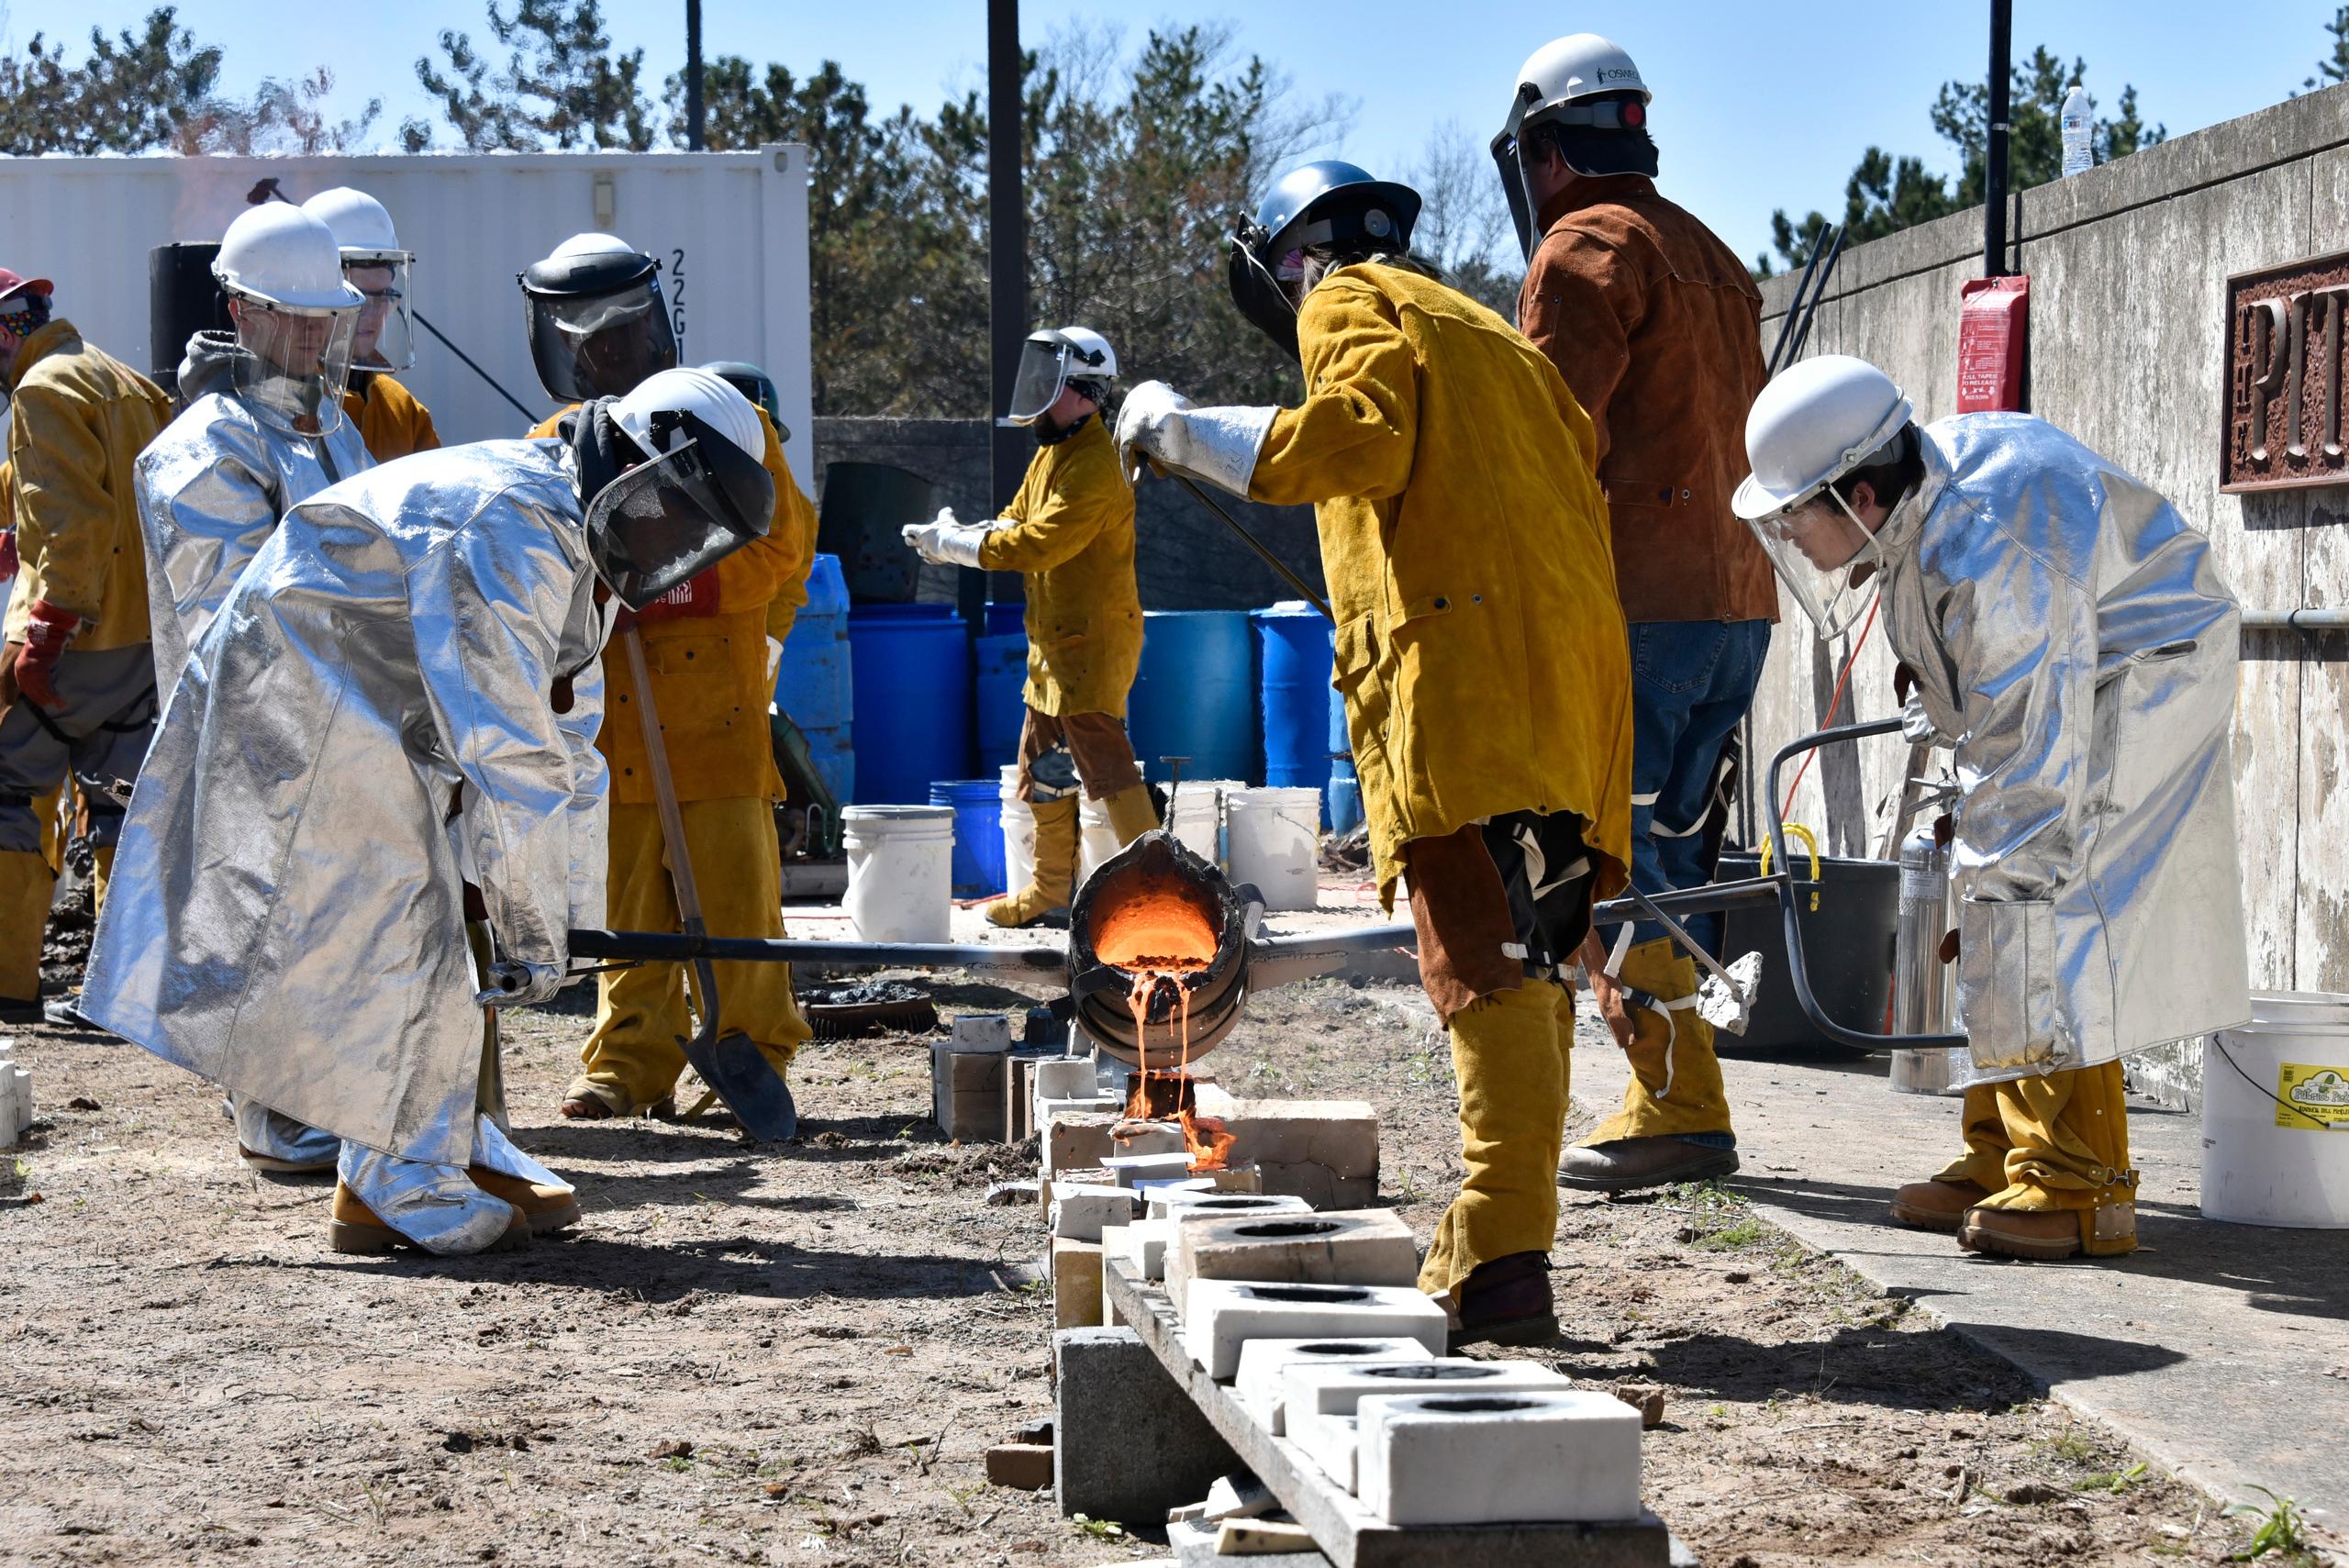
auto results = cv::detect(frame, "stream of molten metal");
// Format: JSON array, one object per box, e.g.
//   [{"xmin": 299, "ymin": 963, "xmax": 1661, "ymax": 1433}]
[{"xmin": 1097, "ymin": 881, "xmax": 1235, "ymax": 1172}]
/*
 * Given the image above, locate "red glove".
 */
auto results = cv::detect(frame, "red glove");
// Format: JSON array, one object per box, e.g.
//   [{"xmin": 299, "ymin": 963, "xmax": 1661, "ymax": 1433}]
[{"xmin": 14, "ymin": 599, "xmax": 80, "ymax": 708}]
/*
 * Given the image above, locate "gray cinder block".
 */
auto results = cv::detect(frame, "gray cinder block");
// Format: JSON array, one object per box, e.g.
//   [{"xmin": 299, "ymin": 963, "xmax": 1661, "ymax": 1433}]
[{"xmin": 1054, "ymin": 1328, "xmax": 1241, "ymax": 1524}]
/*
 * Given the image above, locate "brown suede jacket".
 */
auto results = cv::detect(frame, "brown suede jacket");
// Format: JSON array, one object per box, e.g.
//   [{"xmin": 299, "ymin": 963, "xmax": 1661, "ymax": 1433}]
[{"xmin": 1518, "ymin": 175, "xmax": 1777, "ymax": 625}]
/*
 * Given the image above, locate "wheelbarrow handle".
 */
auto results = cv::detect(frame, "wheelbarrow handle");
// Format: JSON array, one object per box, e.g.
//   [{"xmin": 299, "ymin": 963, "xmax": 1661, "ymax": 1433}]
[{"xmin": 1765, "ymin": 717, "xmax": 1969, "ymax": 1051}]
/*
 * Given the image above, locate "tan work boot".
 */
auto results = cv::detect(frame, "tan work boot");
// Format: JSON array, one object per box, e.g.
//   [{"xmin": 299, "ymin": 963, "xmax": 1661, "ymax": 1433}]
[
  {"xmin": 1960, "ymin": 1199, "xmax": 2136, "ymax": 1261},
  {"xmin": 468, "ymin": 1166, "xmax": 582, "ymax": 1235},
  {"xmin": 988, "ymin": 795, "xmax": 1079, "ymax": 929},
  {"xmin": 1101, "ymin": 784, "xmax": 1159, "ymax": 845},
  {"xmin": 328, "ymin": 1181, "xmax": 529, "ymax": 1256},
  {"xmin": 1888, "ymin": 1178, "xmax": 1989, "ymax": 1233}
]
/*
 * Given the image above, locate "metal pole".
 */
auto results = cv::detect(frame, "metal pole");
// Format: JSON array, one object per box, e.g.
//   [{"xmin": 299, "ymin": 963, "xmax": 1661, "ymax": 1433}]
[
  {"xmin": 684, "ymin": 0, "xmax": 706, "ymax": 151},
  {"xmin": 1167, "ymin": 475, "xmax": 1332, "ymax": 622},
  {"xmin": 1985, "ymin": 0, "xmax": 2012, "ymax": 277},
  {"xmin": 982, "ymin": 0, "xmax": 1026, "ymax": 654}
]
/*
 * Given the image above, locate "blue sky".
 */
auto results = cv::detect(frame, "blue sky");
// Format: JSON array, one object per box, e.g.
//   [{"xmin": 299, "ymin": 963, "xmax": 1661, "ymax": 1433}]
[{"xmin": 11, "ymin": 1, "xmax": 2340, "ymax": 264}]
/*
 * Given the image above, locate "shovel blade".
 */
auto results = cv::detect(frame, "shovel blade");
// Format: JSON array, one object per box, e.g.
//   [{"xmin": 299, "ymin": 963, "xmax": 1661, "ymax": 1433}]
[
  {"xmin": 1698, "ymin": 950, "xmax": 1765, "ymax": 1037},
  {"xmin": 681, "ymin": 1031, "xmax": 799, "ymax": 1141}
]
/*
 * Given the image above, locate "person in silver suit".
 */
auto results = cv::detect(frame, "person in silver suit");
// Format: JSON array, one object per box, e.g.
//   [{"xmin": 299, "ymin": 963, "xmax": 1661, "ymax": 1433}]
[
  {"xmin": 84, "ymin": 368, "xmax": 774, "ymax": 1257},
  {"xmin": 1735, "ymin": 354, "xmax": 2248, "ymax": 1262}
]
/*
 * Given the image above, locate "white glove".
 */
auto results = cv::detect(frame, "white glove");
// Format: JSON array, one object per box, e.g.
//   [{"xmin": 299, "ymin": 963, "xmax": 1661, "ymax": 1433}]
[
  {"xmin": 475, "ymin": 959, "xmax": 565, "ymax": 1009},
  {"xmin": 1900, "ymin": 692, "xmax": 1953, "ymax": 749},
  {"xmin": 1114, "ymin": 380, "xmax": 1277, "ymax": 499},
  {"xmin": 900, "ymin": 506, "xmax": 995, "ymax": 569},
  {"xmin": 764, "ymin": 635, "xmax": 784, "ymax": 685}
]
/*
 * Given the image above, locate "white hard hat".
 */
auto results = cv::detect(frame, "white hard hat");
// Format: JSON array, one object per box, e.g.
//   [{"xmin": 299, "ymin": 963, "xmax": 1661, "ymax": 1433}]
[
  {"xmin": 1049, "ymin": 326, "xmax": 1117, "ymax": 380},
  {"xmin": 1513, "ymin": 33, "xmax": 1652, "ymax": 112},
  {"xmin": 1733, "ymin": 355, "xmax": 1914, "ymax": 521},
  {"xmin": 610, "ymin": 366, "xmax": 764, "ymax": 465},
  {"xmin": 551, "ymin": 231, "xmax": 641, "ymax": 261},
  {"xmin": 300, "ymin": 187, "xmax": 407, "ymax": 263},
  {"xmin": 213, "ymin": 204, "xmax": 362, "ymax": 311}
]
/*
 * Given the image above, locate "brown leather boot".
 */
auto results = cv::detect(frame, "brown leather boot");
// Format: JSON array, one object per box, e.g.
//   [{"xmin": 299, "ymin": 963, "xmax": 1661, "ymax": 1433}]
[
  {"xmin": 468, "ymin": 1166, "xmax": 582, "ymax": 1236},
  {"xmin": 1888, "ymin": 1178, "xmax": 1988, "ymax": 1233},
  {"xmin": 1447, "ymin": 1251, "xmax": 1557, "ymax": 1350},
  {"xmin": 328, "ymin": 1181, "xmax": 530, "ymax": 1256},
  {"xmin": 1960, "ymin": 1201, "xmax": 2135, "ymax": 1261}
]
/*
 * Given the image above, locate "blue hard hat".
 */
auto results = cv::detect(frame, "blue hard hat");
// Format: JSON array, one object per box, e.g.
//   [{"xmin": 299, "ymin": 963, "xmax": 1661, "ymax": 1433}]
[{"xmin": 1252, "ymin": 161, "xmax": 1422, "ymax": 256}]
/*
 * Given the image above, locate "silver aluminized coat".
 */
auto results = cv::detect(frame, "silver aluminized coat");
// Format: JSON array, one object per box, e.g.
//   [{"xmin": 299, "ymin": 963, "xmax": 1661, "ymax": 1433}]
[
  {"xmin": 83, "ymin": 438, "xmax": 609, "ymax": 1165},
  {"xmin": 134, "ymin": 339, "xmax": 373, "ymax": 698},
  {"xmin": 1881, "ymin": 413, "xmax": 2249, "ymax": 1084}
]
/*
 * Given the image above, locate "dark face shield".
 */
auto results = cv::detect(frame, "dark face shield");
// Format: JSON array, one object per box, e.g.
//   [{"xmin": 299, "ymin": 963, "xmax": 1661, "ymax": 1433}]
[
  {"xmin": 525, "ymin": 280, "xmax": 678, "ymax": 404},
  {"xmin": 583, "ymin": 415, "xmax": 775, "ymax": 609},
  {"xmin": 1227, "ymin": 217, "xmax": 1304, "ymax": 361},
  {"xmin": 1489, "ymin": 95, "xmax": 1656, "ymax": 260}
]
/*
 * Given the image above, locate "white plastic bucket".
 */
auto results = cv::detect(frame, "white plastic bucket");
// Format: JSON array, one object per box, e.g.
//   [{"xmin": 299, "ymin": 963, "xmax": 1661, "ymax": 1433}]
[
  {"xmin": 1166, "ymin": 778, "xmax": 1244, "ymax": 867},
  {"xmin": 2200, "ymin": 991, "xmax": 2349, "ymax": 1229},
  {"xmin": 842, "ymin": 805, "xmax": 954, "ymax": 943},
  {"xmin": 998, "ymin": 765, "xmax": 1035, "ymax": 895},
  {"xmin": 1077, "ymin": 795, "xmax": 1120, "ymax": 883},
  {"xmin": 1225, "ymin": 786, "xmax": 1321, "ymax": 911}
]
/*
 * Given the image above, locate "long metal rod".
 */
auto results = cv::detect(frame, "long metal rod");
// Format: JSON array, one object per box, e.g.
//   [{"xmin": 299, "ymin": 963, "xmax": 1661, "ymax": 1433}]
[
  {"xmin": 413, "ymin": 309, "xmax": 540, "ymax": 424},
  {"xmin": 622, "ymin": 625, "xmax": 722, "ymax": 1059},
  {"xmin": 2242, "ymin": 607, "xmax": 2349, "ymax": 630},
  {"xmin": 1782, "ymin": 225, "xmax": 1845, "ymax": 366},
  {"xmin": 1985, "ymin": 0, "xmax": 2013, "ymax": 277},
  {"xmin": 1767, "ymin": 228, "xmax": 1830, "ymax": 375},
  {"xmin": 569, "ymin": 929, "xmax": 1068, "ymax": 972},
  {"xmin": 1170, "ymin": 474, "xmax": 1334, "ymax": 621}
]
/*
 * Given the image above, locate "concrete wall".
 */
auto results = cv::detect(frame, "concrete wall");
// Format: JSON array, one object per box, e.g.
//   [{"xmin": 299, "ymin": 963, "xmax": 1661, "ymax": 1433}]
[
  {"xmin": 812, "ymin": 417, "xmax": 1326, "ymax": 611},
  {"xmin": 1753, "ymin": 83, "xmax": 2349, "ymax": 992}
]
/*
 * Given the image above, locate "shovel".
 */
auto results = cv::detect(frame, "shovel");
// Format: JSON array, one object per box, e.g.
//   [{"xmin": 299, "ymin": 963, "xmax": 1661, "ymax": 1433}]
[{"xmin": 619, "ymin": 624, "xmax": 800, "ymax": 1140}]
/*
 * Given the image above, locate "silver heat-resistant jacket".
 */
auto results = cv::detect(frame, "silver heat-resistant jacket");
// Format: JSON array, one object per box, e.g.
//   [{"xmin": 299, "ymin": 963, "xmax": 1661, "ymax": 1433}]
[
  {"xmin": 1883, "ymin": 413, "xmax": 2249, "ymax": 1084},
  {"xmin": 82, "ymin": 438, "xmax": 609, "ymax": 1165},
  {"xmin": 133, "ymin": 332, "xmax": 373, "ymax": 696}
]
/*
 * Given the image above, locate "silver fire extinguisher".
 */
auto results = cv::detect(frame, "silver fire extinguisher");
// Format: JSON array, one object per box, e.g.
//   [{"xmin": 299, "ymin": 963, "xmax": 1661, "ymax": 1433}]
[{"xmin": 1889, "ymin": 818, "xmax": 1966, "ymax": 1095}]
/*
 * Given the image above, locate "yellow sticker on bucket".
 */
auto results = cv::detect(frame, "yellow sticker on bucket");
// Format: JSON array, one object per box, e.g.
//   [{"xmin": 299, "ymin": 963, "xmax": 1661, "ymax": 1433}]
[{"xmin": 2276, "ymin": 1062, "xmax": 2349, "ymax": 1130}]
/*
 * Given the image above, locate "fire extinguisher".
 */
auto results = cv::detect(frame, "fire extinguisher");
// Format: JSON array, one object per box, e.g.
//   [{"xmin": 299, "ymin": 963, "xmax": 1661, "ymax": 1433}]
[{"xmin": 1955, "ymin": 274, "xmax": 2030, "ymax": 413}]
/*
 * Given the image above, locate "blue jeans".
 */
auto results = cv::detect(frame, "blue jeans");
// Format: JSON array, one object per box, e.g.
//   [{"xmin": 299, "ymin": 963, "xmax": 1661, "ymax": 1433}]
[{"xmin": 1618, "ymin": 618, "xmax": 1771, "ymax": 957}]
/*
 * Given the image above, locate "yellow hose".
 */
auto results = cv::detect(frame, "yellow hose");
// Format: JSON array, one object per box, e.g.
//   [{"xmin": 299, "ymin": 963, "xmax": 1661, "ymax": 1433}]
[{"xmin": 1761, "ymin": 823, "xmax": 1822, "ymax": 912}]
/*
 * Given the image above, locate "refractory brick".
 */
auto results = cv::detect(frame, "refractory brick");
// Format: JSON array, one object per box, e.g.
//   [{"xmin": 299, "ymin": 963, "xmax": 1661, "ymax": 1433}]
[
  {"xmin": 1357, "ymin": 1390, "xmax": 1642, "ymax": 1526},
  {"xmin": 1182, "ymin": 1280, "xmax": 1449, "ymax": 1379},
  {"xmin": 1232, "ymin": 1337, "xmax": 1435, "ymax": 1436},
  {"xmin": 1167, "ymin": 1208, "xmax": 1418, "ymax": 1309}
]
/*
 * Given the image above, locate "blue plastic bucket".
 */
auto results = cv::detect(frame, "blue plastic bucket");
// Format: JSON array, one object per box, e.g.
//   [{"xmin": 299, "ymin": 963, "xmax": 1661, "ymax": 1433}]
[
  {"xmin": 846, "ymin": 603, "xmax": 971, "ymax": 804},
  {"xmin": 776, "ymin": 553, "xmax": 854, "ymax": 805},
  {"xmin": 1255, "ymin": 604, "xmax": 1336, "ymax": 821},
  {"xmin": 974, "ymin": 631, "xmax": 1030, "ymax": 773},
  {"xmin": 1327, "ymin": 757, "xmax": 1364, "ymax": 836},
  {"xmin": 929, "ymin": 778, "xmax": 1007, "ymax": 896},
  {"xmin": 1127, "ymin": 610, "xmax": 1258, "ymax": 785}
]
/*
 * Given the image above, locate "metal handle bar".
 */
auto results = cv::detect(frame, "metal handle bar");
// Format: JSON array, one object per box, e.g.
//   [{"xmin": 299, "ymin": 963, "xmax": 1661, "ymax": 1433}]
[{"xmin": 1765, "ymin": 716, "xmax": 1968, "ymax": 1051}]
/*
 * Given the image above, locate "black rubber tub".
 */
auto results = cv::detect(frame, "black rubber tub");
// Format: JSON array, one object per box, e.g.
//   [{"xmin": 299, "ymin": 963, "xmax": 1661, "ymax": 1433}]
[{"xmin": 1710, "ymin": 850, "xmax": 1898, "ymax": 1054}]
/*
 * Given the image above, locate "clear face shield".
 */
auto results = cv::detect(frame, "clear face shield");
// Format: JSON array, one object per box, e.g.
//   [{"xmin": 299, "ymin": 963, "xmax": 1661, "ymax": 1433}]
[
  {"xmin": 583, "ymin": 418, "xmax": 774, "ymax": 610},
  {"xmin": 1745, "ymin": 486, "xmax": 1887, "ymax": 640},
  {"xmin": 343, "ymin": 254, "xmax": 415, "ymax": 372},
  {"xmin": 527, "ymin": 279, "xmax": 678, "ymax": 404},
  {"xmin": 1005, "ymin": 339, "xmax": 1076, "ymax": 427},
  {"xmin": 228, "ymin": 294, "xmax": 360, "ymax": 436}
]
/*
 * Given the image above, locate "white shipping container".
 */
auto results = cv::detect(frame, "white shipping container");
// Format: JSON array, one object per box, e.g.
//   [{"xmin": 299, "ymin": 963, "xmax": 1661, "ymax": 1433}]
[{"xmin": 0, "ymin": 148, "xmax": 813, "ymax": 476}]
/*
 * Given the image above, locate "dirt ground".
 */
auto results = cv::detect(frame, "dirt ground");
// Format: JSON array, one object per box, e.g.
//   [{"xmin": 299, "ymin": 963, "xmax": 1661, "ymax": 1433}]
[{"xmin": 0, "ymin": 971, "xmax": 2308, "ymax": 1568}]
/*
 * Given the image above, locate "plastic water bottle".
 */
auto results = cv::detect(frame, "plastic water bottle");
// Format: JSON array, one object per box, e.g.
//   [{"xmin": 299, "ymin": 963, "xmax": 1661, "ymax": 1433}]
[{"xmin": 2061, "ymin": 85, "xmax": 2093, "ymax": 176}]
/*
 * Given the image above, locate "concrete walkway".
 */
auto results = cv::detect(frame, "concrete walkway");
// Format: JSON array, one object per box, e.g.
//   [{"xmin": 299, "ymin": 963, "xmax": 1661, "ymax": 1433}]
[{"xmin": 1570, "ymin": 1040, "xmax": 2347, "ymax": 1520}]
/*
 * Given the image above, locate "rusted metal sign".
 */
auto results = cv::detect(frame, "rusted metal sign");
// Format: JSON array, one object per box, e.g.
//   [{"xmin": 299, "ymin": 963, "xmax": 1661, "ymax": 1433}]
[{"xmin": 2222, "ymin": 250, "xmax": 2349, "ymax": 493}]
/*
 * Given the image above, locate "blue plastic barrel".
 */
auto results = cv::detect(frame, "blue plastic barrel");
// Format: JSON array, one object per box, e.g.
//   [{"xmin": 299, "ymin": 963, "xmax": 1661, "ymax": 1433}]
[
  {"xmin": 974, "ymin": 631, "xmax": 1030, "ymax": 772},
  {"xmin": 1328, "ymin": 757, "xmax": 1364, "ymax": 836},
  {"xmin": 1126, "ymin": 610, "xmax": 1258, "ymax": 785},
  {"xmin": 985, "ymin": 600, "xmax": 1028, "ymax": 635},
  {"xmin": 1255, "ymin": 605, "xmax": 1336, "ymax": 821},
  {"xmin": 930, "ymin": 778, "xmax": 1007, "ymax": 896},
  {"xmin": 846, "ymin": 603, "xmax": 971, "ymax": 804},
  {"xmin": 1329, "ymin": 680, "xmax": 1351, "ymax": 758},
  {"xmin": 775, "ymin": 553, "xmax": 854, "ymax": 806}
]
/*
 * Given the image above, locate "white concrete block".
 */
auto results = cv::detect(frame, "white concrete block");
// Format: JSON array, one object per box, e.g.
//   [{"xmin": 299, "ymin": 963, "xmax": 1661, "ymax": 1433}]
[
  {"xmin": 11, "ymin": 1064, "xmax": 27, "ymax": 1134},
  {"xmin": 1147, "ymin": 1190, "xmax": 1310, "ymax": 1221},
  {"xmin": 1037, "ymin": 1094, "xmax": 1121, "ymax": 1124},
  {"xmin": 951, "ymin": 1013, "xmax": 1014, "ymax": 1052},
  {"xmin": 1108, "ymin": 1119, "xmax": 1186, "ymax": 1158},
  {"xmin": 1049, "ymin": 1182, "xmax": 1140, "ymax": 1241},
  {"xmin": 1119, "ymin": 1218, "xmax": 1174, "ymax": 1280},
  {"xmin": 1232, "ymin": 1338, "xmax": 1433, "ymax": 1435},
  {"xmin": 1168, "ymin": 1208, "xmax": 1419, "ymax": 1309},
  {"xmin": 1289, "ymin": 1409, "xmax": 1358, "ymax": 1492},
  {"xmin": 1032, "ymin": 1055, "xmax": 1097, "ymax": 1099},
  {"xmin": 1357, "ymin": 1390, "xmax": 1643, "ymax": 1526},
  {"xmin": 1181, "ymin": 1280, "xmax": 1450, "ymax": 1379},
  {"xmin": 1281, "ymin": 1357, "xmax": 1570, "ymax": 1428},
  {"xmin": 1106, "ymin": 1151, "xmax": 1195, "ymax": 1188}
]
